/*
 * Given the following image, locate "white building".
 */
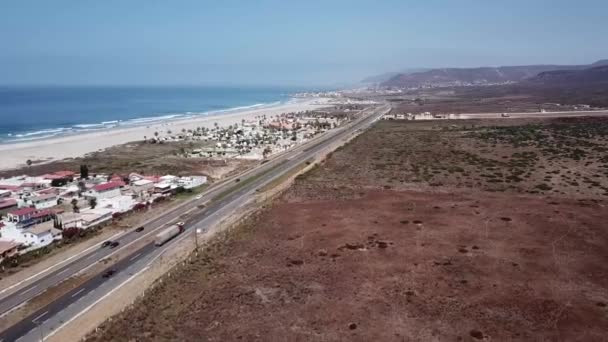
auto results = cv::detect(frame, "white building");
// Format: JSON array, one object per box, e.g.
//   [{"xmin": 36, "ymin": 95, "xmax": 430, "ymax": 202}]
[
  {"xmin": 61, "ymin": 208, "xmax": 113, "ymax": 230},
  {"xmin": 28, "ymin": 193, "xmax": 58, "ymax": 210},
  {"xmin": 131, "ymin": 179, "xmax": 154, "ymax": 196},
  {"xmin": 84, "ymin": 182, "xmax": 123, "ymax": 200},
  {"xmin": 0, "ymin": 221, "xmax": 60, "ymax": 250},
  {"xmin": 98, "ymin": 195, "xmax": 136, "ymax": 213}
]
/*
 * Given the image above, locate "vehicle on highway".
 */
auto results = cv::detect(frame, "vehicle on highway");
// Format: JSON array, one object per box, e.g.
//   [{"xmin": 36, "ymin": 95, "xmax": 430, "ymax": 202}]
[
  {"xmin": 101, "ymin": 241, "xmax": 112, "ymax": 248},
  {"xmin": 110, "ymin": 241, "xmax": 120, "ymax": 248},
  {"xmin": 135, "ymin": 226, "xmax": 145, "ymax": 232},
  {"xmin": 155, "ymin": 224, "xmax": 185, "ymax": 246},
  {"xmin": 195, "ymin": 195, "xmax": 202, "ymax": 200},
  {"xmin": 235, "ymin": 178, "xmax": 241, "ymax": 182},
  {"xmin": 102, "ymin": 269, "xmax": 116, "ymax": 278},
  {"xmin": 501, "ymin": 113, "xmax": 510, "ymax": 117}
]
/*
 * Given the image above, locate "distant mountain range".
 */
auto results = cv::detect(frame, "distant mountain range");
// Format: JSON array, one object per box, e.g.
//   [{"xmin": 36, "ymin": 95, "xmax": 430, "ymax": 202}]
[{"xmin": 375, "ymin": 60, "xmax": 608, "ymax": 88}]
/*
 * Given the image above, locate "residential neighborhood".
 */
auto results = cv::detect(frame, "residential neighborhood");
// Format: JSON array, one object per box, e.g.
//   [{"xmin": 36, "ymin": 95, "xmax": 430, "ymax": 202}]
[{"xmin": 0, "ymin": 169, "xmax": 207, "ymax": 260}]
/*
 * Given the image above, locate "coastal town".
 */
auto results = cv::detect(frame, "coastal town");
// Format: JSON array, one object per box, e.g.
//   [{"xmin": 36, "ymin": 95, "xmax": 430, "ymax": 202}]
[{"xmin": 0, "ymin": 103, "xmax": 361, "ymax": 264}]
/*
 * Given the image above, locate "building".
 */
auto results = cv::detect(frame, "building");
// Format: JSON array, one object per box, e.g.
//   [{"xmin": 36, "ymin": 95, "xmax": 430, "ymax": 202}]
[
  {"xmin": 131, "ymin": 179, "xmax": 154, "ymax": 196},
  {"xmin": 0, "ymin": 221, "xmax": 60, "ymax": 250},
  {"xmin": 98, "ymin": 195, "xmax": 136, "ymax": 213},
  {"xmin": 28, "ymin": 193, "xmax": 58, "ymax": 210},
  {"xmin": 61, "ymin": 208, "xmax": 113, "ymax": 230},
  {"xmin": 22, "ymin": 224, "xmax": 59, "ymax": 248},
  {"xmin": 0, "ymin": 240, "xmax": 21, "ymax": 260},
  {"xmin": 6, "ymin": 207, "xmax": 37, "ymax": 223},
  {"xmin": 0, "ymin": 199, "xmax": 18, "ymax": 216},
  {"xmin": 0, "ymin": 190, "xmax": 11, "ymax": 199},
  {"xmin": 84, "ymin": 181, "xmax": 123, "ymax": 200}
]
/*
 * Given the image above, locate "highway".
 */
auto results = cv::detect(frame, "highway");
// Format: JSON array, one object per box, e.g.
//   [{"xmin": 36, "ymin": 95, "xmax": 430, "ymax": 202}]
[{"xmin": 0, "ymin": 104, "xmax": 390, "ymax": 342}]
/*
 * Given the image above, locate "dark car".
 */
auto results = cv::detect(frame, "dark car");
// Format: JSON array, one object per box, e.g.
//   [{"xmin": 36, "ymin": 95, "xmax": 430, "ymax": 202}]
[
  {"xmin": 135, "ymin": 226, "xmax": 145, "ymax": 232},
  {"xmin": 110, "ymin": 241, "xmax": 120, "ymax": 248},
  {"xmin": 101, "ymin": 241, "xmax": 112, "ymax": 248},
  {"xmin": 235, "ymin": 178, "xmax": 241, "ymax": 183},
  {"xmin": 102, "ymin": 269, "xmax": 116, "ymax": 278}
]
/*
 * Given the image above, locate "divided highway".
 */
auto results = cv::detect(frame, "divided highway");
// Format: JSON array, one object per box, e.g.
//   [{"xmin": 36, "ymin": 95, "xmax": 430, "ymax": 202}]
[{"xmin": 0, "ymin": 104, "xmax": 389, "ymax": 342}]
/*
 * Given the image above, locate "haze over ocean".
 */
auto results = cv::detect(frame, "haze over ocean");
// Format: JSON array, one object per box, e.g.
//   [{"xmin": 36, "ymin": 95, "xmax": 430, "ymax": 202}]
[{"xmin": 0, "ymin": 85, "xmax": 312, "ymax": 143}]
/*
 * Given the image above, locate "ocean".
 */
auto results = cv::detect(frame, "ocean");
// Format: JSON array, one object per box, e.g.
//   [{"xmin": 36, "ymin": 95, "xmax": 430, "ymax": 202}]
[{"xmin": 0, "ymin": 85, "xmax": 308, "ymax": 143}]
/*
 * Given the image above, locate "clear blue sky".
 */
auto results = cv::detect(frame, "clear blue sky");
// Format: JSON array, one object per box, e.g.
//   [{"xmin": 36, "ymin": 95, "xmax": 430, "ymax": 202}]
[{"xmin": 1, "ymin": 0, "xmax": 607, "ymax": 86}]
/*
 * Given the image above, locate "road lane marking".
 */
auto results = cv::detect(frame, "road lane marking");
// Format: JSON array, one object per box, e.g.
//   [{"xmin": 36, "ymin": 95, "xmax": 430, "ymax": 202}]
[
  {"xmin": 0, "ymin": 230, "xmax": 125, "ymax": 298},
  {"xmin": 19, "ymin": 285, "xmax": 38, "ymax": 295},
  {"xmin": 71, "ymin": 288, "xmax": 85, "ymax": 298},
  {"xmin": 129, "ymin": 253, "xmax": 142, "ymax": 261},
  {"xmin": 32, "ymin": 310, "xmax": 48, "ymax": 323},
  {"xmin": 57, "ymin": 268, "xmax": 71, "ymax": 276},
  {"xmin": 45, "ymin": 266, "xmax": 150, "ymax": 339}
]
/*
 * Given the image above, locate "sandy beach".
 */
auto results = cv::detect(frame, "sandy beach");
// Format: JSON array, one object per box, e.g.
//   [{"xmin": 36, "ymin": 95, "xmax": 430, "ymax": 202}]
[{"xmin": 0, "ymin": 98, "xmax": 330, "ymax": 171}]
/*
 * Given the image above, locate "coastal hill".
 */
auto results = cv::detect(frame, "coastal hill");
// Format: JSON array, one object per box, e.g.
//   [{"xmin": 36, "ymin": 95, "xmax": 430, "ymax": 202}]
[
  {"xmin": 527, "ymin": 64, "xmax": 608, "ymax": 85},
  {"xmin": 380, "ymin": 60, "xmax": 607, "ymax": 88}
]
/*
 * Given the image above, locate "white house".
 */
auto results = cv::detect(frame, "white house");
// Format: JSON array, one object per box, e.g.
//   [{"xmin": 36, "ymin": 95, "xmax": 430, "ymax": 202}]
[
  {"xmin": 61, "ymin": 207, "xmax": 113, "ymax": 230},
  {"xmin": 28, "ymin": 193, "xmax": 58, "ymax": 210},
  {"xmin": 131, "ymin": 179, "xmax": 154, "ymax": 196},
  {"xmin": 0, "ymin": 221, "xmax": 60, "ymax": 250},
  {"xmin": 84, "ymin": 181, "xmax": 123, "ymax": 200},
  {"xmin": 98, "ymin": 195, "xmax": 136, "ymax": 213}
]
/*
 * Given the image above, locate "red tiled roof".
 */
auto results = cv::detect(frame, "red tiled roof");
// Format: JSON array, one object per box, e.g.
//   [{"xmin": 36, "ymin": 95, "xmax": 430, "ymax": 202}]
[
  {"xmin": 93, "ymin": 181, "xmax": 123, "ymax": 192},
  {"xmin": 54, "ymin": 171, "xmax": 75, "ymax": 177},
  {"xmin": 0, "ymin": 199, "xmax": 18, "ymax": 209},
  {"xmin": 31, "ymin": 209, "xmax": 53, "ymax": 218},
  {"xmin": 43, "ymin": 174, "xmax": 64, "ymax": 180},
  {"xmin": 8, "ymin": 207, "xmax": 36, "ymax": 217},
  {"xmin": 0, "ymin": 185, "xmax": 20, "ymax": 191}
]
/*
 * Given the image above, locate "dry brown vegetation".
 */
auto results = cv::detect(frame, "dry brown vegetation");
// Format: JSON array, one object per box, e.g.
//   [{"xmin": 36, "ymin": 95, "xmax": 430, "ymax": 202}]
[
  {"xmin": 86, "ymin": 117, "xmax": 608, "ymax": 342},
  {"xmin": 0, "ymin": 140, "xmax": 253, "ymax": 180}
]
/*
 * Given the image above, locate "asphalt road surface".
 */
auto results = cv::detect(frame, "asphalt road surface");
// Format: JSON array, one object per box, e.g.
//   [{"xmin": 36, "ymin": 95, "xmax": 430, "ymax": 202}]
[{"xmin": 0, "ymin": 104, "xmax": 389, "ymax": 342}]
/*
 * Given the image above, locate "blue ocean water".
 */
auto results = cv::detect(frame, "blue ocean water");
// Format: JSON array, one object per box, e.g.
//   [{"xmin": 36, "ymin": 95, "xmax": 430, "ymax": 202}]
[{"xmin": 0, "ymin": 85, "xmax": 307, "ymax": 143}]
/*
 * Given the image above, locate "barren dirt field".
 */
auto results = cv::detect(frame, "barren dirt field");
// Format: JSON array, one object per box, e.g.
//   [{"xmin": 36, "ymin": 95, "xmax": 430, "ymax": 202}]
[{"xmin": 86, "ymin": 117, "xmax": 608, "ymax": 341}]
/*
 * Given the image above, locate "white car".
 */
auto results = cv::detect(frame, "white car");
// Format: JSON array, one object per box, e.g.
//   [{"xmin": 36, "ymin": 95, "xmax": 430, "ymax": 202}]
[{"xmin": 195, "ymin": 195, "xmax": 203, "ymax": 200}]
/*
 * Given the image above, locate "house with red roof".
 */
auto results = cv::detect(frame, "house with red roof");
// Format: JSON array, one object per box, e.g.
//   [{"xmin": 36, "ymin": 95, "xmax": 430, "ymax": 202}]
[
  {"xmin": 6, "ymin": 207, "xmax": 37, "ymax": 223},
  {"xmin": 84, "ymin": 181, "xmax": 124, "ymax": 200},
  {"xmin": 0, "ymin": 199, "xmax": 18, "ymax": 216}
]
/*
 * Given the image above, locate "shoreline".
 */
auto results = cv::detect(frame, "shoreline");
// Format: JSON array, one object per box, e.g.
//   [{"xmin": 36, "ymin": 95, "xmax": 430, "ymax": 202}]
[{"xmin": 0, "ymin": 97, "xmax": 331, "ymax": 171}]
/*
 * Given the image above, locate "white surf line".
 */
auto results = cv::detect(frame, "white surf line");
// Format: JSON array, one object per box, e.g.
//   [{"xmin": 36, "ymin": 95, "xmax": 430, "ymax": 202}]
[
  {"xmin": 32, "ymin": 310, "xmax": 49, "ymax": 323},
  {"xmin": 45, "ymin": 265, "xmax": 150, "ymax": 339},
  {"xmin": 0, "ymin": 230, "xmax": 125, "ymax": 297},
  {"xmin": 70, "ymin": 288, "xmax": 85, "ymax": 298}
]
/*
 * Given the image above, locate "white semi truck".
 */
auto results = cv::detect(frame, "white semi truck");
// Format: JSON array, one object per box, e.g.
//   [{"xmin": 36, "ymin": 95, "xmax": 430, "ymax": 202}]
[{"xmin": 154, "ymin": 222, "xmax": 185, "ymax": 246}]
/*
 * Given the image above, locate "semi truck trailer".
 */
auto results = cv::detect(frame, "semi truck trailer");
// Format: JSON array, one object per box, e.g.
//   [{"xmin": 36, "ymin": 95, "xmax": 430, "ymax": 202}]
[{"xmin": 155, "ymin": 223, "xmax": 185, "ymax": 246}]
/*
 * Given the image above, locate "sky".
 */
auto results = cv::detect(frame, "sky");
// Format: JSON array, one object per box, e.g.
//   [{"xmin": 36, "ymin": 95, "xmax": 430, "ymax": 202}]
[{"xmin": 1, "ymin": 0, "xmax": 607, "ymax": 86}]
